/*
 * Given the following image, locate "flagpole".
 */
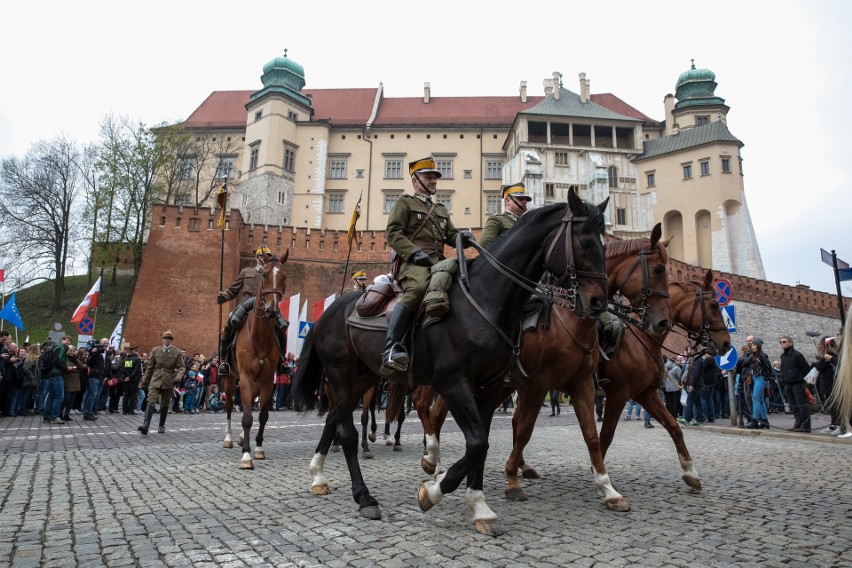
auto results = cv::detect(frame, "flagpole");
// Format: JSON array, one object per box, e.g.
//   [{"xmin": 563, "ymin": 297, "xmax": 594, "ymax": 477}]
[
  {"xmin": 340, "ymin": 190, "xmax": 363, "ymax": 296},
  {"xmin": 217, "ymin": 182, "xmax": 228, "ymax": 359}
]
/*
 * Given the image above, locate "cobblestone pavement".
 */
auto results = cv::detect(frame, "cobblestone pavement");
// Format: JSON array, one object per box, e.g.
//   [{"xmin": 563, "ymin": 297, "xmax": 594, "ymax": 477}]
[{"xmin": 1, "ymin": 406, "xmax": 850, "ymax": 568}]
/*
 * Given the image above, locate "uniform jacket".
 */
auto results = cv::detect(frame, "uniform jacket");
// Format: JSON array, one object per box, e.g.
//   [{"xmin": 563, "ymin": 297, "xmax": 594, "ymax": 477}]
[
  {"xmin": 386, "ymin": 194, "xmax": 458, "ymax": 262},
  {"xmin": 479, "ymin": 211, "xmax": 520, "ymax": 248},
  {"xmin": 142, "ymin": 345, "xmax": 185, "ymax": 390},
  {"xmin": 221, "ymin": 266, "xmax": 261, "ymax": 303},
  {"xmin": 118, "ymin": 353, "xmax": 142, "ymax": 383}
]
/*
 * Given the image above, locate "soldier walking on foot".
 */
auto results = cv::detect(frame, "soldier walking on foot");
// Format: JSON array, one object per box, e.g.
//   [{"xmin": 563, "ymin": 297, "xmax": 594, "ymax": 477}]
[{"xmin": 139, "ymin": 330, "xmax": 184, "ymax": 435}]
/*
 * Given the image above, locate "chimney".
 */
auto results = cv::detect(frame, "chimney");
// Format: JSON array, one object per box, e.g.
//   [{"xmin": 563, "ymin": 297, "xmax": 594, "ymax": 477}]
[
  {"xmin": 519, "ymin": 81, "xmax": 527, "ymax": 103},
  {"xmin": 579, "ymin": 72, "xmax": 589, "ymax": 103},
  {"xmin": 543, "ymin": 78, "xmax": 553, "ymax": 96},
  {"xmin": 663, "ymin": 94, "xmax": 675, "ymax": 135},
  {"xmin": 424, "ymin": 82, "xmax": 430, "ymax": 104},
  {"xmin": 552, "ymin": 72, "xmax": 561, "ymax": 100}
]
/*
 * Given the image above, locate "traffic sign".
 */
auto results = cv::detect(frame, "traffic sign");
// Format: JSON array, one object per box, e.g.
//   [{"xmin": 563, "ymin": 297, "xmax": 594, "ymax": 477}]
[
  {"xmin": 820, "ymin": 248, "xmax": 849, "ymax": 269},
  {"xmin": 76, "ymin": 317, "xmax": 95, "ymax": 335},
  {"xmin": 720, "ymin": 305, "xmax": 736, "ymax": 333},
  {"xmin": 714, "ymin": 278, "xmax": 733, "ymax": 306},
  {"xmin": 298, "ymin": 321, "xmax": 314, "ymax": 339},
  {"xmin": 715, "ymin": 346, "xmax": 738, "ymax": 371}
]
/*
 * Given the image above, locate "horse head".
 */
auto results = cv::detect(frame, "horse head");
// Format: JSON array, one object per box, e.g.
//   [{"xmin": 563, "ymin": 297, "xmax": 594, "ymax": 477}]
[
  {"xmin": 604, "ymin": 223, "xmax": 672, "ymax": 336},
  {"xmin": 258, "ymin": 249, "xmax": 288, "ymax": 319},
  {"xmin": 669, "ymin": 269, "xmax": 731, "ymax": 356},
  {"xmin": 544, "ymin": 188, "xmax": 609, "ymax": 318}
]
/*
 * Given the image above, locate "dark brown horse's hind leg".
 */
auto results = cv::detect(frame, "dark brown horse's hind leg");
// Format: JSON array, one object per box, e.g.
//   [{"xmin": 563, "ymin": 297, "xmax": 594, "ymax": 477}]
[{"xmin": 336, "ymin": 405, "xmax": 381, "ymax": 520}]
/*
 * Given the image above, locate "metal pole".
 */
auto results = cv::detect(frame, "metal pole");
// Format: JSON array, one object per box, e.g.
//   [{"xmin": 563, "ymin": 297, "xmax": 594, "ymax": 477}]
[
  {"xmin": 218, "ymin": 214, "xmax": 226, "ymax": 359},
  {"xmin": 340, "ymin": 246, "xmax": 354, "ymax": 297},
  {"xmin": 727, "ymin": 370, "xmax": 737, "ymax": 427},
  {"xmin": 831, "ymin": 250, "xmax": 847, "ymax": 327}
]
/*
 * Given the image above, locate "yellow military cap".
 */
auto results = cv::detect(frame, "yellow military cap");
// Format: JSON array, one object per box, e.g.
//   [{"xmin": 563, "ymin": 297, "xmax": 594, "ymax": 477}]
[
  {"xmin": 409, "ymin": 157, "xmax": 442, "ymax": 178},
  {"xmin": 161, "ymin": 330, "xmax": 174, "ymax": 339},
  {"xmin": 254, "ymin": 245, "xmax": 272, "ymax": 256},
  {"xmin": 501, "ymin": 182, "xmax": 531, "ymax": 200},
  {"xmin": 351, "ymin": 270, "xmax": 367, "ymax": 280}
]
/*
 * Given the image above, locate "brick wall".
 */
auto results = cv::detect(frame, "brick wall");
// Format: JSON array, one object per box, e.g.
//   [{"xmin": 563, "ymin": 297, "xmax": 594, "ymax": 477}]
[{"xmin": 125, "ymin": 205, "xmax": 849, "ymax": 357}]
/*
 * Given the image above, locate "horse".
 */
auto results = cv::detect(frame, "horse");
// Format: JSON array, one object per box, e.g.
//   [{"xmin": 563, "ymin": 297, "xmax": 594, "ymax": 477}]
[
  {"xmin": 827, "ymin": 303, "xmax": 852, "ymax": 434},
  {"xmin": 221, "ymin": 252, "xmax": 288, "ymax": 469},
  {"xmin": 595, "ymin": 269, "xmax": 731, "ymax": 489},
  {"xmin": 415, "ymin": 226, "xmax": 673, "ymax": 505},
  {"xmin": 291, "ymin": 190, "xmax": 609, "ymax": 535}
]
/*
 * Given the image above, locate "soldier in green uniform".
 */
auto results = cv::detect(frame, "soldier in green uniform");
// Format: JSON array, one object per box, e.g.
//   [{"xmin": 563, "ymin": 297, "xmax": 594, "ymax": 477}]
[
  {"xmin": 216, "ymin": 245, "xmax": 288, "ymax": 371},
  {"xmin": 382, "ymin": 157, "xmax": 474, "ymax": 374},
  {"xmin": 352, "ymin": 270, "xmax": 368, "ymax": 292},
  {"xmin": 478, "ymin": 182, "xmax": 532, "ymax": 247},
  {"xmin": 139, "ymin": 330, "xmax": 185, "ymax": 435}
]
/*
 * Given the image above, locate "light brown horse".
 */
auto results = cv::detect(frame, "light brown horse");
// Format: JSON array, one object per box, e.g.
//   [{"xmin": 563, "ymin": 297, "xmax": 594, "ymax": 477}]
[
  {"xmin": 222, "ymin": 252, "xmax": 288, "ymax": 469},
  {"xmin": 595, "ymin": 269, "xmax": 731, "ymax": 489},
  {"xmin": 416, "ymin": 227, "xmax": 672, "ymax": 507}
]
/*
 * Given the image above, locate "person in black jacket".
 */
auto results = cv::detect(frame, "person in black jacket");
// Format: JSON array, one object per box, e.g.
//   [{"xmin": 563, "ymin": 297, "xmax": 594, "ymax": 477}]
[
  {"xmin": 119, "ymin": 345, "xmax": 142, "ymax": 415},
  {"xmin": 814, "ymin": 337, "xmax": 840, "ymax": 434},
  {"xmin": 779, "ymin": 335, "xmax": 813, "ymax": 432},
  {"xmin": 82, "ymin": 338, "xmax": 114, "ymax": 421},
  {"xmin": 683, "ymin": 352, "xmax": 710, "ymax": 425}
]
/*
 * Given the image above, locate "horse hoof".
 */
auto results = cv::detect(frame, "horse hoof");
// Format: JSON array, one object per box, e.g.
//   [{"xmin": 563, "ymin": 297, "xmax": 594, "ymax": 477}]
[
  {"xmin": 521, "ymin": 466, "xmax": 539, "ymax": 479},
  {"xmin": 240, "ymin": 460, "xmax": 254, "ymax": 470},
  {"xmin": 311, "ymin": 484, "xmax": 330, "ymax": 496},
  {"xmin": 504, "ymin": 487, "xmax": 528, "ymax": 502},
  {"xmin": 362, "ymin": 451, "xmax": 374, "ymax": 460},
  {"xmin": 238, "ymin": 435, "xmax": 244, "ymax": 445},
  {"xmin": 368, "ymin": 433, "xmax": 377, "ymax": 443},
  {"xmin": 393, "ymin": 445, "xmax": 402, "ymax": 452},
  {"xmin": 223, "ymin": 441, "xmax": 233, "ymax": 449},
  {"xmin": 253, "ymin": 449, "xmax": 265, "ymax": 460},
  {"xmin": 421, "ymin": 458, "xmax": 436, "ymax": 476},
  {"xmin": 604, "ymin": 497, "xmax": 631, "ymax": 512},
  {"xmin": 417, "ymin": 484, "xmax": 434, "ymax": 512},
  {"xmin": 473, "ymin": 519, "xmax": 504, "ymax": 537},
  {"xmin": 683, "ymin": 476, "xmax": 702, "ymax": 491},
  {"xmin": 385, "ymin": 437, "xmax": 394, "ymax": 446},
  {"xmin": 359, "ymin": 505, "xmax": 382, "ymax": 520}
]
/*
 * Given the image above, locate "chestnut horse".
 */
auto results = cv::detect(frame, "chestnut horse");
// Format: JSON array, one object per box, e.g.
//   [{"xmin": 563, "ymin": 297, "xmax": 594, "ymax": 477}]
[
  {"xmin": 222, "ymin": 252, "xmax": 288, "ymax": 469},
  {"xmin": 291, "ymin": 193, "xmax": 609, "ymax": 535},
  {"xmin": 416, "ymin": 227, "xmax": 672, "ymax": 505}
]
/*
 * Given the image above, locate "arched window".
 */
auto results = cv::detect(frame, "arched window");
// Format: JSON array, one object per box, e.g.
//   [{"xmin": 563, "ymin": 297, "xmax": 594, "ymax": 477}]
[{"xmin": 608, "ymin": 166, "xmax": 618, "ymax": 188}]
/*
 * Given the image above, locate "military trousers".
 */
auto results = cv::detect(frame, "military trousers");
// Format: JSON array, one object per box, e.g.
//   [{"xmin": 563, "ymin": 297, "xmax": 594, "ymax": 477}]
[
  {"xmin": 146, "ymin": 386, "xmax": 174, "ymax": 409},
  {"xmin": 398, "ymin": 260, "xmax": 434, "ymax": 311}
]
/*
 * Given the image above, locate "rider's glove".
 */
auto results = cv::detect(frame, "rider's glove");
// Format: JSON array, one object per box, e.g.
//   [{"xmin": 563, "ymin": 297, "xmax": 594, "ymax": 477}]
[{"xmin": 410, "ymin": 249, "xmax": 433, "ymax": 267}]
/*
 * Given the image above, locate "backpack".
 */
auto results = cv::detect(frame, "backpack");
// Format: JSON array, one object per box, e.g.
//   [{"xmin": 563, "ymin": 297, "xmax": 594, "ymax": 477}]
[{"xmin": 39, "ymin": 345, "xmax": 58, "ymax": 375}]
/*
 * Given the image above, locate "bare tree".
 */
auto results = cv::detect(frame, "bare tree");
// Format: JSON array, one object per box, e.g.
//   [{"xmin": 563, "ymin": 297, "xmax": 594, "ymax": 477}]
[{"xmin": 0, "ymin": 137, "xmax": 82, "ymax": 310}]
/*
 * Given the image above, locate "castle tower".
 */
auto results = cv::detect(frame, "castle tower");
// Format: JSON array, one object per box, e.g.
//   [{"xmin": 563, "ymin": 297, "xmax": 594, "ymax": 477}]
[{"xmin": 633, "ymin": 61, "xmax": 765, "ymax": 279}]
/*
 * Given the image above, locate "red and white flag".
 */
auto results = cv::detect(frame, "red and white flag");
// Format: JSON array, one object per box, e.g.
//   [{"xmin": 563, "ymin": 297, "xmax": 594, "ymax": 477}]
[{"xmin": 71, "ymin": 277, "xmax": 101, "ymax": 323}]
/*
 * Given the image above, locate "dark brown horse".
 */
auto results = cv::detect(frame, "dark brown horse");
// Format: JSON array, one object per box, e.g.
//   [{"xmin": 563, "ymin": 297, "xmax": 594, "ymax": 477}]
[
  {"xmin": 416, "ymin": 227, "xmax": 672, "ymax": 506},
  {"xmin": 292, "ymin": 193, "xmax": 609, "ymax": 535},
  {"xmin": 222, "ymin": 252, "xmax": 288, "ymax": 469}
]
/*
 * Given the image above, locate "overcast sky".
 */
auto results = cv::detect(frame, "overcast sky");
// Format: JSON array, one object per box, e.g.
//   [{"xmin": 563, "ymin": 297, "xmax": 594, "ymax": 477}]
[{"xmin": 1, "ymin": 0, "xmax": 849, "ymax": 300}]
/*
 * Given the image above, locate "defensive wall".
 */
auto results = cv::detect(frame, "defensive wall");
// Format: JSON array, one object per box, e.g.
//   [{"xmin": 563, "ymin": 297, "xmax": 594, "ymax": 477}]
[{"xmin": 125, "ymin": 205, "xmax": 849, "ymax": 360}]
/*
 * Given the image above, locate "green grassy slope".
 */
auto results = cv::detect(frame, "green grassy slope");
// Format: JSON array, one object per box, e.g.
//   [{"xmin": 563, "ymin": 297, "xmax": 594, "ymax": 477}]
[{"xmin": 1, "ymin": 272, "xmax": 136, "ymax": 345}]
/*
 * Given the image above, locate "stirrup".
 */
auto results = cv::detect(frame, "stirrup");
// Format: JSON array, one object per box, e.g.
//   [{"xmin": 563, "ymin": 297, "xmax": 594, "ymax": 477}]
[
  {"xmin": 218, "ymin": 362, "xmax": 231, "ymax": 376},
  {"xmin": 381, "ymin": 344, "xmax": 409, "ymax": 373}
]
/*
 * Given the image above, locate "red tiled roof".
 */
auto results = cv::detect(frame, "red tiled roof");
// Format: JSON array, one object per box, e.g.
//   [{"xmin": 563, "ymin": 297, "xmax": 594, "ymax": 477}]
[
  {"xmin": 182, "ymin": 89, "xmax": 656, "ymax": 130},
  {"xmin": 590, "ymin": 93, "xmax": 659, "ymax": 125}
]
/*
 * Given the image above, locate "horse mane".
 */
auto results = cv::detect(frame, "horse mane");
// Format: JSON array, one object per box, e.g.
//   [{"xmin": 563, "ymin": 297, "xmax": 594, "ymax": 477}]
[{"xmin": 605, "ymin": 235, "xmax": 670, "ymax": 263}]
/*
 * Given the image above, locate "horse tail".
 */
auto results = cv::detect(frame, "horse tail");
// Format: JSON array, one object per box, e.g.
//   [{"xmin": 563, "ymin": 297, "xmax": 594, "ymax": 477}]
[
  {"xmin": 385, "ymin": 381, "xmax": 407, "ymax": 423},
  {"xmin": 828, "ymin": 303, "xmax": 852, "ymax": 424},
  {"xmin": 292, "ymin": 331, "xmax": 323, "ymax": 412}
]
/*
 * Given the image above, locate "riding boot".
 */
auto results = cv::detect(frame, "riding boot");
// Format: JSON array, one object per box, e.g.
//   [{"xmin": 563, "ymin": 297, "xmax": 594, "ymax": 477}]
[
  {"xmin": 275, "ymin": 313, "xmax": 290, "ymax": 359},
  {"xmin": 219, "ymin": 319, "xmax": 235, "ymax": 373},
  {"xmin": 380, "ymin": 304, "xmax": 415, "ymax": 375},
  {"xmin": 138, "ymin": 404, "xmax": 156, "ymax": 435},
  {"xmin": 157, "ymin": 405, "xmax": 168, "ymax": 433}
]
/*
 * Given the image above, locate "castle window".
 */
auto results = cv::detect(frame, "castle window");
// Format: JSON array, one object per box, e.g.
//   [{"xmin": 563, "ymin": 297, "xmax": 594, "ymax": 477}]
[
  {"xmin": 328, "ymin": 160, "xmax": 347, "ymax": 179},
  {"xmin": 721, "ymin": 158, "xmax": 731, "ymax": 173},
  {"xmin": 464, "ymin": 170, "xmax": 472, "ymax": 179},
  {"xmin": 288, "ymin": 110, "xmax": 297, "ymax": 121},
  {"xmin": 486, "ymin": 194, "xmax": 501, "ymax": 215},
  {"xmin": 327, "ymin": 193, "xmax": 345, "ymax": 214},
  {"xmin": 700, "ymin": 160, "xmax": 710, "ymax": 176},
  {"xmin": 384, "ymin": 192, "xmax": 401, "ymax": 213},
  {"xmin": 188, "ymin": 218, "xmax": 200, "ymax": 231},
  {"xmin": 545, "ymin": 183, "xmax": 555, "ymax": 198},
  {"xmin": 249, "ymin": 144, "xmax": 259, "ymax": 171},
  {"xmin": 608, "ymin": 166, "xmax": 618, "ymax": 188},
  {"xmin": 178, "ymin": 158, "xmax": 196, "ymax": 180},
  {"xmin": 436, "ymin": 192, "xmax": 452, "ymax": 212},
  {"xmin": 277, "ymin": 190, "xmax": 286, "ymax": 206},
  {"xmin": 385, "ymin": 159, "xmax": 403, "ymax": 179},
  {"xmin": 283, "ymin": 144, "xmax": 296, "ymax": 172},
  {"xmin": 682, "ymin": 164, "xmax": 693, "ymax": 180},
  {"xmin": 435, "ymin": 160, "xmax": 453, "ymax": 179},
  {"xmin": 216, "ymin": 156, "xmax": 235, "ymax": 180},
  {"xmin": 554, "ymin": 151, "xmax": 569, "ymax": 166},
  {"xmin": 615, "ymin": 208, "xmax": 626, "ymax": 225},
  {"xmin": 646, "ymin": 172, "xmax": 656, "ymax": 187},
  {"xmin": 175, "ymin": 217, "xmax": 182, "ymax": 228},
  {"xmin": 485, "ymin": 160, "xmax": 503, "ymax": 179},
  {"xmin": 255, "ymin": 111, "xmax": 262, "ymax": 121},
  {"xmin": 696, "ymin": 115, "xmax": 709, "ymax": 126},
  {"xmin": 159, "ymin": 217, "xmax": 166, "ymax": 227},
  {"xmin": 356, "ymin": 170, "xmax": 364, "ymax": 178}
]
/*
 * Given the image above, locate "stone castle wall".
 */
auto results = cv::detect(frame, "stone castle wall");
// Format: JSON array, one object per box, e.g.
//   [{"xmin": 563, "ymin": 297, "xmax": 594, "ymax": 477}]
[{"xmin": 124, "ymin": 205, "xmax": 849, "ymax": 357}]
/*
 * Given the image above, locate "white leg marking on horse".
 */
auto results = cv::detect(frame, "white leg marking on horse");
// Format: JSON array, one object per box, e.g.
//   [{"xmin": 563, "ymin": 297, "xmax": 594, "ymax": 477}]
[
  {"xmin": 309, "ymin": 453, "xmax": 329, "ymax": 488},
  {"xmin": 423, "ymin": 434, "xmax": 440, "ymax": 468},
  {"xmin": 465, "ymin": 489, "xmax": 498, "ymax": 522},
  {"xmin": 435, "ymin": 470, "xmax": 447, "ymax": 484},
  {"xmin": 592, "ymin": 467, "xmax": 623, "ymax": 502},
  {"xmin": 679, "ymin": 456, "xmax": 700, "ymax": 482},
  {"xmin": 423, "ymin": 479, "xmax": 444, "ymax": 506},
  {"xmin": 240, "ymin": 452, "xmax": 253, "ymax": 467},
  {"xmin": 225, "ymin": 420, "xmax": 232, "ymax": 442},
  {"xmin": 384, "ymin": 433, "xmax": 394, "ymax": 445}
]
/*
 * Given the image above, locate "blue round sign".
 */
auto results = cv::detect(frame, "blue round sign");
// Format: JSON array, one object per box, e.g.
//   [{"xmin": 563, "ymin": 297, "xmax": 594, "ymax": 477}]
[
  {"xmin": 76, "ymin": 317, "xmax": 95, "ymax": 335},
  {"xmin": 714, "ymin": 278, "xmax": 733, "ymax": 306},
  {"xmin": 715, "ymin": 346, "xmax": 738, "ymax": 371}
]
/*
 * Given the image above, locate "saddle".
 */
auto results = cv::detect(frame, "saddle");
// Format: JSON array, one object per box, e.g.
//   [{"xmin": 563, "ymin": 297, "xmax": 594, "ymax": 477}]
[{"xmin": 349, "ymin": 282, "xmax": 403, "ymax": 331}]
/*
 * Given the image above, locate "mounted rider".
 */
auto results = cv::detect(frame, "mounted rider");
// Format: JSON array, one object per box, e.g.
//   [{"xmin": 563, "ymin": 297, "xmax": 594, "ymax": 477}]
[
  {"xmin": 478, "ymin": 182, "xmax": 532, "ymax": 247},
  {"xmin": 382, "ymin": 157, "xmax": 475, "ymax": 375},
  {"xmin": 217, "ymin": 245, "xmax": 289, "ymax": 372},
  {"xmin": 352, "ymin": 270, "xmax": 368, "ymax": 292}
]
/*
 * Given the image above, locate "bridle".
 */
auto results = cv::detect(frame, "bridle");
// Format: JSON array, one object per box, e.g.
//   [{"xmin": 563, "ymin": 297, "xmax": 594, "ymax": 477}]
[
  {"xmin": 608, "ymin": 245, "xmax": 670, "ymax": 333},
  {"xmin": 542, "ymin": 209, "xmax": 608, "ymax": 309},
  {"xmin": 252, "ymin": 260, "xmax": 285, "ymax": 319},
  {"xmin": 679, "ymin": 284, "xmax": 728, "ymax": 354}
]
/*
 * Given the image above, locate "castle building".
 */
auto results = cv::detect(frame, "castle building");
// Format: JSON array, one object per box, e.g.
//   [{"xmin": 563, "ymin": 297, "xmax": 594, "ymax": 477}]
[{"xmin": 178, "ymin": 54, "xmax": 764, "ymax": 278}]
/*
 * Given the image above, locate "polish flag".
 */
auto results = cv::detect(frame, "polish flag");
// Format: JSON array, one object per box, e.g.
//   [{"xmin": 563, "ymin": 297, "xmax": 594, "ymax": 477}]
[{"xmin": 71, "ymin": 277, "xmax": 101, "ymax": 323}]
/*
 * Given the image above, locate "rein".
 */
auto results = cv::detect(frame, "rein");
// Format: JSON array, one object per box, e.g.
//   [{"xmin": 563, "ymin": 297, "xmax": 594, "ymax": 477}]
[
  {"xmin": 246, "ymin": 261, "xmax": 285, "ymax": 365},
  {"xmin": 611, "ymin": 246, "xmax": 669, "ymax": 332}
]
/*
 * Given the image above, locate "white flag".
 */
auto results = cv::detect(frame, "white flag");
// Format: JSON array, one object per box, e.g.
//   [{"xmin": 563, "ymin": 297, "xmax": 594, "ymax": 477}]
[
  {"xmin": 323, "ymin": 293, "xmax": 336, "ymax": 311},
  {"xmin": 294, "ymin": 300, "xmax": 308, "ymax": 356},
  {"xmin": 286, "ymin": 293, "xmax": 300, "ymax": 358},
  {"xmin": 109, "ymin": 316, "xmax": 124, "ymax": 350}
]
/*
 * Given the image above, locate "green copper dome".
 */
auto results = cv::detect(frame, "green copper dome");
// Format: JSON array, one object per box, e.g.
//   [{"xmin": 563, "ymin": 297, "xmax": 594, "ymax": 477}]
[
  {"xmin": 251, "ymin": 50, "xmax": 311, "ymax": 107},
  {"xmin": 674, "ymin": 60, "xmax": 725, "ymax": 110}
]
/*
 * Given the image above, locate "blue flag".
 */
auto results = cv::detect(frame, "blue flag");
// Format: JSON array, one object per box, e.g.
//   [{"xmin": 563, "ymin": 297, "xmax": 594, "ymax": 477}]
[{"xmin": 0, "ymin": 292, "xmax": 24, "ymax": 331}]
